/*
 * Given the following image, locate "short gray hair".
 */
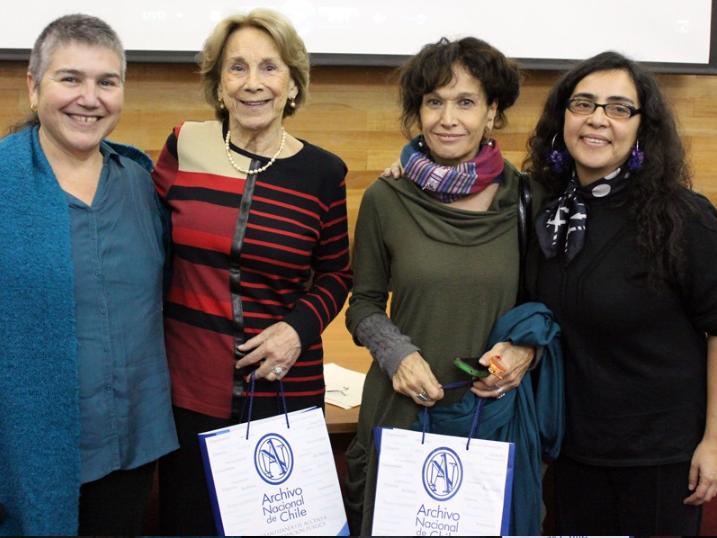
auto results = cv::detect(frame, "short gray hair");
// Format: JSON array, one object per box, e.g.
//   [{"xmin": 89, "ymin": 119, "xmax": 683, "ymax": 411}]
[{"xmin": 28, "ymin": 14, "xmax": 126, "ymax": 88}]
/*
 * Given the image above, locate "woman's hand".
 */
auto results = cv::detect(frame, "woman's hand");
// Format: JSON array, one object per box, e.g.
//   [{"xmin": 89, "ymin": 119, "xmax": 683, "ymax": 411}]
[
  {"xmin": 381, "ymin": 159, "xmax": 402, "ymax": 179},
  {"xmin": 235, "ymin": 321, "xmax": 301, "ymax": 381},
  {"xmin": 392, "ymin": 352, "xmax": 444, "ymax": 406},
  {"xmin": 470, "ymin": 342, "xmax": 535, "ymax": 399},
  {"xmin": 684, "ymin": 438, "xmax": 717, "ymax": 505}
]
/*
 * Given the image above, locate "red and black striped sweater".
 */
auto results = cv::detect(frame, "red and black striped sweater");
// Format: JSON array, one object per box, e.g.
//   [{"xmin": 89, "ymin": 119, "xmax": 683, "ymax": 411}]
[{"xmin": 153, "ymin": 120, "xmax": 352, "ymax": 419}]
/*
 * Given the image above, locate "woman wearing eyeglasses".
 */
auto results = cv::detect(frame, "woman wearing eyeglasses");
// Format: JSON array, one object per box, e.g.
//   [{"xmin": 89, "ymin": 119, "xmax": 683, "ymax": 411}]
[{"xmin": 525, "ymin": 51, "xmax": 717, "ymax": 535}]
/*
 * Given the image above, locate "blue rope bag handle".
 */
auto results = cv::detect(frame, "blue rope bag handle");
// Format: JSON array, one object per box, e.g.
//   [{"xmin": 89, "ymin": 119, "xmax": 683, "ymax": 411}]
[
  {"xmin": 420, "ymin": 380, "xmax": 485, "ymax": 450},
  {"xmin": 243, "ymin": 373, "xmax": 290, "ymax": 440}
]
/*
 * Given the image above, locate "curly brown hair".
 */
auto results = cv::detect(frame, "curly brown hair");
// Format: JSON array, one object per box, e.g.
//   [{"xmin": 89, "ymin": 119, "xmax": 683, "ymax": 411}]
[
  {"xmin": 398, "ymin": 37, "xmax": 521, "ymax": 139},
  {"xmin": 524, "ymin": 51, "xmax": 696, "ymax": 284}
]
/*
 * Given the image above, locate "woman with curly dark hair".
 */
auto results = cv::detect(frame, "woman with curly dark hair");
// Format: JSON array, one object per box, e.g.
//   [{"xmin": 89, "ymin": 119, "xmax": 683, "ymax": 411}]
[
  {"xmin": 345, "ymin": 36, "xmax": 565, "ymax": 535},
  {"xmin": 525, "ymin": 51, "xmax": 717, "ymax": 535}
]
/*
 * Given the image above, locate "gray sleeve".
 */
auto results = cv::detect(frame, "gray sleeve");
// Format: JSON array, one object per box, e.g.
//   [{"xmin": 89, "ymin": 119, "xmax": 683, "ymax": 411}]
[{"xmin": 354, "ymin": 312, "xmax": 420, "ymax": 378}]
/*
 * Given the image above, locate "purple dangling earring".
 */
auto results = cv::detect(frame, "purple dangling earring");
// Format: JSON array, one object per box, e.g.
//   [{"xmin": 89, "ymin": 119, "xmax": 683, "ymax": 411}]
[
  {"xmin": 548, "ymin": 133, "xmax": 571, "ymax": 173},
  {"xmin": 628, "ymin": 140, "xmax": 645, "ymax": 171}
]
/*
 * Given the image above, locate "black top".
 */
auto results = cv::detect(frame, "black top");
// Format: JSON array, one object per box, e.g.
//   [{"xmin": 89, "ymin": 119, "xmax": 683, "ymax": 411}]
[{"xmin": 532, "ymin": 188, "xmax": 717, "ymax": 466}]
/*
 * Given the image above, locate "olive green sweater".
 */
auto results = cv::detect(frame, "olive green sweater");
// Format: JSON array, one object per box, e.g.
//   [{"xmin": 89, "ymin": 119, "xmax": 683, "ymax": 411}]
[{"xmin": 345, "ymin": 162, "xmax": 528, "ymax": 534}]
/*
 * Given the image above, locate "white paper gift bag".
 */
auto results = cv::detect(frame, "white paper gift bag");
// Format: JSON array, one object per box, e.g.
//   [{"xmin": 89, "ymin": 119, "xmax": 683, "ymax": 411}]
[
  {"xmin": 199, "ymin": 405, "xmax": 349, "ymax": 536},
  {"xmin": 372, "ymin": 413, "xmax": 515, "ymax": 536}
]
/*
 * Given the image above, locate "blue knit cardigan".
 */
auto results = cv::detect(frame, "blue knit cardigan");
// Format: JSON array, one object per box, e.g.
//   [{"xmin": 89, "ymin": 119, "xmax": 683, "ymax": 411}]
[
  {"xmin": 414, "ymin": 302, "xmax": 565, "ymax": 535},
  {"xmin": 0, "ymin": 127, "xmax": 153, "ymax": 536}
]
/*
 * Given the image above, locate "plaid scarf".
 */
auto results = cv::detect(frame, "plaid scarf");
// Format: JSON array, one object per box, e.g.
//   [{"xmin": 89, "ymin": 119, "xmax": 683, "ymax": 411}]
[{"xmin": 400, "ymin": 136, "xmax": 504, "ymax": 202}]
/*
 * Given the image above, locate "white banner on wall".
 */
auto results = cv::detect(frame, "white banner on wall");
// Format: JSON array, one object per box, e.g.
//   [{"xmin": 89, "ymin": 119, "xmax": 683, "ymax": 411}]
[{"xmin": 0, "ymin": 0, "xmax": 712, "ymax": 64}]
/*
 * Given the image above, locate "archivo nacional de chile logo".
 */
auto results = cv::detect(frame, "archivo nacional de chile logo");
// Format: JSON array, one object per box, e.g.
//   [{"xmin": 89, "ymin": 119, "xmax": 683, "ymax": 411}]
[
  {"xmin": 254, "ymin": 433, "xmax": 294, "ymax": 485},
  {"xmin": 422, "ymin": 446, "xmax": 463, "ymax": 501}
]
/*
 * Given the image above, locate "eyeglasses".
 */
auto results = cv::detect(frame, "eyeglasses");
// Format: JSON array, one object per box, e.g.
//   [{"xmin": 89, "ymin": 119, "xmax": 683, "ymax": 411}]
[{"xmin": 567, "ymin": 97, "xmax": 641, "ymax": 119}]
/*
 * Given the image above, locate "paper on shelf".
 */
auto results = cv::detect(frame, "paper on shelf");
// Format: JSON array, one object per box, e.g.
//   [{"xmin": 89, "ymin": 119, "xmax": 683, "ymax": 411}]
[{"xmin": 324, "ymin": 362, "xmax": 366, "ymax": 409}]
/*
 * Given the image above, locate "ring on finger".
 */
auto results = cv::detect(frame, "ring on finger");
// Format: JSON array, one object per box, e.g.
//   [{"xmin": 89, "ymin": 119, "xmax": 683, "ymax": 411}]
[
  {"xmin": 272, "ymin": 365, "xmax": 285, "ymax": 377},
  {"xmin": 416, "ymin": 391, "xmax": 430, "ymax": 402}
]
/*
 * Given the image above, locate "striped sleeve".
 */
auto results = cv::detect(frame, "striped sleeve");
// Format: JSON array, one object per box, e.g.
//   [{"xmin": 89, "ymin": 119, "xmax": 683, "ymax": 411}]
[
  {"xmin": 283, "ymin": 166, "xmax": 352, "ymax": 346},
  {"xmin": 152, "ymin": 127, "xmax": 180, "ymax": 199}
]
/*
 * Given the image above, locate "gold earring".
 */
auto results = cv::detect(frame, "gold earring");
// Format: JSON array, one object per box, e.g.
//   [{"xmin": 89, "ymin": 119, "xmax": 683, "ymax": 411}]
[{"xmin": 30, "ymin": 103, "xmax": 37, "ymax": 112}]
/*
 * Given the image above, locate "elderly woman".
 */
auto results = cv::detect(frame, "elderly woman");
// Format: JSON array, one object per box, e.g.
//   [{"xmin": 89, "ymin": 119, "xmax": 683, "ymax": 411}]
[
  {"xmin": 526, "ymin": 51, "xmax": 717, "ymax": 535},
  {"xmin": 0, "ymin": 14, "xmax": 177, "ymax": 536},
  {"xmin": 345, "ymin": 37, "xmax": 563, "ymax": 535},
  {"xmin": 153, "ymin": 8, "xmax": 351, "ymax": 535}
]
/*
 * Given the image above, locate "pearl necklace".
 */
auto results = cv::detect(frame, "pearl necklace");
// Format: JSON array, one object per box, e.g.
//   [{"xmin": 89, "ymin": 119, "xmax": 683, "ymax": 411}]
[{"xmin": 224, "ymin": 128, "xmax": 286, "ymax": 175}]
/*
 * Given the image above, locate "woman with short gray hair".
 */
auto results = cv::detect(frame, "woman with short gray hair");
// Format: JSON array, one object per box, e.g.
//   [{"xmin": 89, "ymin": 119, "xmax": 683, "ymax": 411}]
[{"xmin": 0, "ymin": 14, "xmax": 177, "ymax": 535}]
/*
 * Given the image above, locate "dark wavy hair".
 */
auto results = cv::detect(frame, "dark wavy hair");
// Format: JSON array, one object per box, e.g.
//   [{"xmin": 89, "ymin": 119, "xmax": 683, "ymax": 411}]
[
  {"xmin": 524, "ymin": 51, "xmax": 694, "ymax": 284},
  {"xmin": 398, "ymin": 36, "xmax": 521, "ymax": 138}
]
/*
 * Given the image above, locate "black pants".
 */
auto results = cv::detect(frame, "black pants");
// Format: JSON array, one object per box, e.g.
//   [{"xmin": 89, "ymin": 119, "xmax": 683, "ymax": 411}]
[
  {"xmin": 554, "ymin": 455, "xmax": 702, "ymax": 536},
  {"xmin": 158, "ymin": 407, "xmax": 232, "ymax": 536},
  {"xmin": 78, "ymin": 461, "xmax": 155, "ymax": 535}
]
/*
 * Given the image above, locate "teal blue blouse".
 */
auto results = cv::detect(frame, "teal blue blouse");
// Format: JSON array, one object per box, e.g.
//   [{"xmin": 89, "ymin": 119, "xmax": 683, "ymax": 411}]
[{"xmin": 66, "ymin": 143, "xmax": 177, "ymax": 484}]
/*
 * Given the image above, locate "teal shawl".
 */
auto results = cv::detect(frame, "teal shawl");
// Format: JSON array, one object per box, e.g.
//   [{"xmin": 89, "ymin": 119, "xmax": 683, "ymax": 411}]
[
  {"xmin": 0, "ymin": 126, "xmax": 153, "ymax": 535},
  {"xmin": 414, "ymin": 302, "xmax": 564, "ymax": 535}
]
